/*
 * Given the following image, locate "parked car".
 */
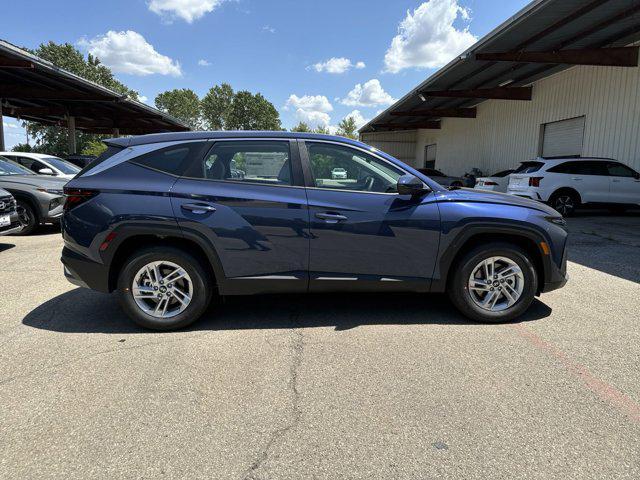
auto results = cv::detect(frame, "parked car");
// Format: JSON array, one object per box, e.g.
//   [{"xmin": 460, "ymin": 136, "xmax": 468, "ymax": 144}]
[
  {"xmin": 331, "ymin": 167, "xmax": 348, "ymax": 180},
  {"xmin": 61, "ymin": 132, "xmax": 568, "ymax": 330},
  {"xmin": 0, "ymin": 152, "xmax": 80, "ymax": 179},
  {"xmin": 507, "ymin": 157, "xmax": 640, "ymax": 216},
  {"xmin": 475, "ymin": 169, "xmax": 515, "ymax": 193},
  {"xmin": 0, "ymin": 157, "xmax": 67, "ymax": 235},
  {"xmin": 417, "ymin": 168, "xmax": 465, "ymax": 187},
  {"xmin": 64, "ymin": 154, "xmax": 97, "ymax": 169},
  {"xmin": 0, "ymin": 187, "xmax": 22, "ymax": 236}
]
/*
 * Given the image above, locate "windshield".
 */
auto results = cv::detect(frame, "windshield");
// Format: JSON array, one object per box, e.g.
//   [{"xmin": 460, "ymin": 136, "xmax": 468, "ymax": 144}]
[
  {"xmin": 42, "ymin": 156, "xmax": 80, "ymax": 174},
  {"xmin": 513, "ymin": 162, "xmax": 544, "ymax": 174},
  {"xmin": 0, "ymin": 158, "xmax": 34, "ymax": 176}
]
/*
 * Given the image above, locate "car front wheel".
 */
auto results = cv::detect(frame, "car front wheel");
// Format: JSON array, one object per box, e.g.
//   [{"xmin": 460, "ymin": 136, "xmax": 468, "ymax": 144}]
[
  {"xmin": 12, "ymin": 200, "xmax": 38, "ymax": 236},
  {"xmin": 117, "ymin": 247, "xmax": 212, "ymax": 330},
  {"xmin": 448, "ymin": 242, "xmax": 538, "ymax": 323}
]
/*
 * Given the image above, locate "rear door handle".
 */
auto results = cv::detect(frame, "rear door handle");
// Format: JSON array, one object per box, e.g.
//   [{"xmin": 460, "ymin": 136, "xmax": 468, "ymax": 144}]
[
  {"xmin": 181, "ymin": 203, "xmax": 217, "ymax": 214},
  {"xmin": 315, "ymin": 212, "xmax": 348, "ymax": 223}
]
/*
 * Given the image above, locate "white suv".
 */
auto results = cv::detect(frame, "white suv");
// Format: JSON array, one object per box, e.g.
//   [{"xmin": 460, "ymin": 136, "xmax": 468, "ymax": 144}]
[
  {"xmin": 0, "ymin": 152, "xmax": 80, "ymax": 179},
  {"xmin": 507, "ymin": 157, "xmax": 640, "ymax": 216}
]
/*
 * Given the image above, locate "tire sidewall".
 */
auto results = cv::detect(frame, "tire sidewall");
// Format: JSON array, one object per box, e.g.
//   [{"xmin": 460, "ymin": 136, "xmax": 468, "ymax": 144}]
[
  {"xmin": 550, "ymin": 191, "xmax": 579, "ymax": 217},
  {"xmin": 451, "ymin": 244, "xmax": 538, "ymax": 323},
  {"xmin": 117, "ymin": 247, "xmax": 211, "ymax": 330},
  {"xmin": 13, "ymin": 200, "xmax": 38, "ymax": 236}
]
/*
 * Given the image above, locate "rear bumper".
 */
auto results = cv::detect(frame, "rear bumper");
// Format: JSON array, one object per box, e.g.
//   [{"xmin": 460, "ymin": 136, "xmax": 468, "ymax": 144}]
[
  {"xmin": 507, "ymin": 189, "xmax": 546, "ymax": 201},
  {"xmin": 61, "ymin": 246, "xmax": 110, "ymax": 292}
]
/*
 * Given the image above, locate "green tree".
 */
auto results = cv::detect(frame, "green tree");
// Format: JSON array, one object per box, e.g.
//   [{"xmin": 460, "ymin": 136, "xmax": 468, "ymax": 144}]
[
  {"xmin": 81, "ymin": 139, "xmax": 107, "ymax": 157},
  {"xmin": 291, "ymin": 122, "xmax": 312, "ymax": 132},
  {"xmin": 313, "ymin": 125, "xmax": 330, "ymax": 134},
  {"xmin": 155, "ymin": 88, "xmax": 202, "ymax": 130},
  {"xmin": 201, "ymin": 83, "xmax": 234, "ymax": 130},
  {"xmin": 336, "ymin": 116, "xmax": 358, "ymax": 139},
  {"xmin": 201, "ymin": 83, "xmax": 281, "ymax": 131},
  {"xmin": 21, "ymin": 42, "xmax": 139, "ymax": 156}
]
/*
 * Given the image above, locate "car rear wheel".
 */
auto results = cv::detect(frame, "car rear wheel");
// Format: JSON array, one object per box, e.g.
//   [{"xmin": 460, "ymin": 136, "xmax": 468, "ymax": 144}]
[
  {"xmin": 549, "ymin": 191, "xmax": 579, "ymax": 217},
  {"xmin": 117, "ymin": 247, "xmax": 212, "ymax": 330},
  {"xmin": 12, "ymin": 200, "xmax": 38, "ymax": 236},
  {"xmin": 448, "ymin": 242, "xmax": 538, "ymax": 323}
]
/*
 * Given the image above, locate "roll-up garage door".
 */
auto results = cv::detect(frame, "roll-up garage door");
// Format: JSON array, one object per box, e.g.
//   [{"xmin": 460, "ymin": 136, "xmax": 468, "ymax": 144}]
[{"xmin": 541, "ymin": 116, "xmax": 585, "ymax": 158}]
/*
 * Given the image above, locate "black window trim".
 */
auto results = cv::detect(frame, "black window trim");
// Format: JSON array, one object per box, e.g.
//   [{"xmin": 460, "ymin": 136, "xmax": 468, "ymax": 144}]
[
  {"xmin": 179, "ymin": 138, "xmax": 304, "ymax": 188},
  {"xmin": 298, "ymin": 139, "xmax": 412, "ymax": 196}
]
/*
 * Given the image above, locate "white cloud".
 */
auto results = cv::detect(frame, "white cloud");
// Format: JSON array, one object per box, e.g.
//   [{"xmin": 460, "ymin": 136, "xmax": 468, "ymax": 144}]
[
  {"xmin": 138, "ymin": 95, "xmax": 149, "ymax": 104},
  {"xmin": 198, "ymin": 59, "xmax": 211, "ymax": 66},
  {"xmin": 310, "ymin": 57, "xmax": 366, "ymax": 74},
  {"xmin": 344, "ymin": 110, "xmax": 369, "ymax": 129},
  {"xmin": 341, "ymin": 79, "xmax": 396, "ymax": 107},
  {"xmin": 263, "ymin": 25, "xmax": 276, "ymax": 34},
  {"xmin": 3, "ymin": 121, "xmax": 19, "ymax": 129},
  {"xmin": 284, "ymin": 94, "xmax": 333, "ymax": 128},
  {"xmin": 148, "ymin": 0, "xmax": 226, "ymax": 23},
  {"xmin": 79, "ymin": 31, "xmax": 182, "ymax": 77},
  {"xmin": 384, "ymin": 0, "xmax": 477, "ymax": 73}
]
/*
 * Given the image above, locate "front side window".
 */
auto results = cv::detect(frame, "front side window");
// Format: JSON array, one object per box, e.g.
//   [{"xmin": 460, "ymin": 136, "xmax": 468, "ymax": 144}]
[
  {"xmin": 43, "ymin": 157, "xmax": 80, "ymax": 174},
  {"xmin": 200, "ymin": 141, "xmax": 292, "ymax": 186},
  {"xmin": 306, "ymin": 142, "xmax": 404, "ymax": 193},
  {"xmin": 0, "ymin": 158, "xmax": 33, "ymax": 175},
  {"xmin": 15, "ymin": 157, "xmax": 47, "ymax": 173},
  {"xmin": 607, "ymin": 162, "xmax": 637, "ymax": 177}
]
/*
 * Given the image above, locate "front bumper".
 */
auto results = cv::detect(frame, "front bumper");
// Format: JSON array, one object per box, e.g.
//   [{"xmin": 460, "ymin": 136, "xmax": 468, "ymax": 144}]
[
  {"xmin": 0, "ymin": 211, "xmax": 22, "ymax": 236},
  {"xmin": 540, "ymin": 244, "xmax": 568, "ymax": 293}
]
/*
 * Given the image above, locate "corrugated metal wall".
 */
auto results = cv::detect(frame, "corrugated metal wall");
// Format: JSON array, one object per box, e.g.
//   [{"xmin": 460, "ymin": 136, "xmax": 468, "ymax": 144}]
[
  {"xmin": 360, "ymin": 130, "xmax": 417, "ymax": 164},
  {"xmin": 369, "ymin": 61, "xmax": 640, "ymax": 176}
]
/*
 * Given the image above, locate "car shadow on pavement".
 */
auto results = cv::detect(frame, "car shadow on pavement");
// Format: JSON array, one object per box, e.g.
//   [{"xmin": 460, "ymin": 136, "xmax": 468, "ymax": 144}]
[
  {"xmin": 22, "ymin": 288, "xmax": 552, "ymax": 334},
  {"xmin": 0, "ymin": 242, "xmax": 15, "ymax": 253}
]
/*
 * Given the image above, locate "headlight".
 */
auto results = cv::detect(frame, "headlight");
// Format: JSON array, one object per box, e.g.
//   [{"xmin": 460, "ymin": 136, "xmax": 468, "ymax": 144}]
[
  {"xmin": 37, "ymin": 188, "xmax": 64, "ymax": 195},
  {"xmin": 546, "ymin": 216, "xmax": 567, "ymax": 227}
]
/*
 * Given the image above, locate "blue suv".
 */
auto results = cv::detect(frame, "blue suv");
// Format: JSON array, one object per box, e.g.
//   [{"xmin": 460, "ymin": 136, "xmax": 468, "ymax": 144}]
[{"xmin": 61, "ymin": 132, "xmax": 568, "ymax": 330}]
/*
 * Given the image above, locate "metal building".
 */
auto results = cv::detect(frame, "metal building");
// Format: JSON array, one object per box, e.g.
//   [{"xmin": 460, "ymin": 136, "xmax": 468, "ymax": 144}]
[{"xmin": 360, "ymin": 0, "xmax": 640, "ymax": 176}]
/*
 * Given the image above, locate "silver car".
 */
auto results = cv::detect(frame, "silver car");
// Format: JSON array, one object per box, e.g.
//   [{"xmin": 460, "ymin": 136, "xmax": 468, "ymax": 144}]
[
  {"xmin": 0, "ymin": 152, "xmax": 80, "ymax": 180},
  {"xmin": 0, "ymin": 157, "xmax": 67, "ymax": 235}
]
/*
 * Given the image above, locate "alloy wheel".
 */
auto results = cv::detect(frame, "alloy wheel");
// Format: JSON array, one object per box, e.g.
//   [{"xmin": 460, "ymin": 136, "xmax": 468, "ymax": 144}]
[
  {"xmin": 467, "ymin": 256, "xmax": 525, "ymax": 312},
  {"xmin": 553, "ymin": 195, "xmax": 574, "ymax": 216},
  {"xmin": 16, "ymin": 204, "xmax": 32, "ymax": 228},
  {"xmin": 132, "ymin": 261, "xmax": 193, "ymax": 319}
]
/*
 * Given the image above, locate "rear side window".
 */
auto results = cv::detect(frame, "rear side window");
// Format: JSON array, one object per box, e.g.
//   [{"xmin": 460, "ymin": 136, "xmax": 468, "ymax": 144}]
[
  {"xmin": 131, "ymin": 142, "xmax": 208, "ymax": 176},
  {"xmin": 513, "ymin": 162, "xmax": 543, "ymax": 173},
  {"xmin": 492, "ymin": 170, "xmax": 514, "ymax": 177},
  {"xmin": 76, "ymin": 146, "xmax": 123, "ymax": 177},
  {"xmin": 194, "ymin": 141, "xmax": 292, "ymax": 186}
]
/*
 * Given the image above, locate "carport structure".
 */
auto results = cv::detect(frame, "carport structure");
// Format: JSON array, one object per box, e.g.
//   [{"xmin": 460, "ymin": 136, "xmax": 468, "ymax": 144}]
[
  {"xmin": 0, "ymin": 39, "xmax": 189, "ymax": 152},
  {"xmin": 361, "ymin": 0, "xmax": 640, "ymax": 134}
]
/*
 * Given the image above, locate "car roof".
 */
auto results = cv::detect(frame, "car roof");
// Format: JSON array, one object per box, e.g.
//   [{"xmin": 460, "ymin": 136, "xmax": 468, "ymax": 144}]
[
  {"xmin": 0, "ymin": 152, "xmax": 59, "ymax": 159},
  {"xmin": 528, "ymin": 156, "xmax": 617, "ymax": 164},
  {"xmin": 103, "ymin": 131, "xmax": 371, "ymax": 149}
]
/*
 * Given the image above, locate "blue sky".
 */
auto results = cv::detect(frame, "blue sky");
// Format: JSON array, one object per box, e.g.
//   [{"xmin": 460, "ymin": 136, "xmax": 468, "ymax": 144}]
[{"xmin": 1, "ymin": 0, "xmax": 530, "ymax": 149}]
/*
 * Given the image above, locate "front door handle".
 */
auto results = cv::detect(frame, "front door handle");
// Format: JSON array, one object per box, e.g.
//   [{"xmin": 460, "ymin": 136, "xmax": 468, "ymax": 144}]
[
  {"xmin": 315, "ymin": 212, "xmax": 348, "ymax": 223},
  {"xmin": 181, "ymin": 203, "xmax": 217, "ymax": 214},
  {"xmin": 571, "ymin": 177, "xmax": 583, "ymax": 181}
]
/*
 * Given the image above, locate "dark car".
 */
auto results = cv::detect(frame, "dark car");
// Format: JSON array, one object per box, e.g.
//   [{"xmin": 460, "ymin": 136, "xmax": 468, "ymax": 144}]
[
  {"xmin": 61, "ymin": 132, "xmax": 568, "ymax": 330},
  {"xmin": 0, "ymin": 187, "xmax": 22, "ymax": 236},
  {"xmin": 416, "ymin": 168, "xmax": 465, "ymax": 187}
]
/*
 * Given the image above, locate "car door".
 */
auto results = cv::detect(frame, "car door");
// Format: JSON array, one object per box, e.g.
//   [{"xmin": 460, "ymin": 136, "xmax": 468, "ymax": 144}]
[
  {"xmin": 300, "ymin": 140, "xmax": 441, "ymax": 292},
  {"xmin": 565, "ymin": 161, "xmax": 609, "ymax": 203},
  {"xmin": 171, "ymin": 139, "xmax": 310, "ymax": 294},
  {"xmin": 606, "ymin": 162, "xmax": 640, "ymax": 205}
]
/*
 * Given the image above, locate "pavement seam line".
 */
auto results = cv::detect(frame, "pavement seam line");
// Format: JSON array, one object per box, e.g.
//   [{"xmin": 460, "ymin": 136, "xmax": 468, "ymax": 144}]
[
  {"xmin": 509, "ymin": 323, "xmax": 640, "ymax": 424},
  {"xmin": 242, "ymin": 311, "xmax": 304, "ymax": 480}
]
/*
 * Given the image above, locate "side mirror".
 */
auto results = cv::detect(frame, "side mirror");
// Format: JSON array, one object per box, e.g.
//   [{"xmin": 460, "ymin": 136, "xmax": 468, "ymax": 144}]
[
  {"xmin": 38, "ymin": 167, "xmax": 55, "ymax": 175},
  {"xmin": 634, "ymin": 172, "xmax": 640, "ymax": 180},
  {"xmin": 397, "ymin": 174, "xmax": 430, "ymax": 196}
]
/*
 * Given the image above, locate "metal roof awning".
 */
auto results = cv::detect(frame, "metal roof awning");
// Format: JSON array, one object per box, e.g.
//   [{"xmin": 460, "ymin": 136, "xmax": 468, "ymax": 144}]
[
  {"xmin": 361, "ymin": 0, "xmax": 640, "ymax": 133},
  {"xmin": 0, "ymin": 39, "xmax": 189, "ymax": 139}
]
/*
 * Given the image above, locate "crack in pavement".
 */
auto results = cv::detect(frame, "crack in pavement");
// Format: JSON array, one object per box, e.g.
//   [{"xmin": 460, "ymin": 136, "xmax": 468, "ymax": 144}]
[{"xmin": 242, "ymin": 311, "xmax": 304, "ymax": 480}]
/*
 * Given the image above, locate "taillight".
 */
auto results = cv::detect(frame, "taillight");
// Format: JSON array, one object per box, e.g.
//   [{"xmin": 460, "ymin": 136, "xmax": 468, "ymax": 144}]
[
  {"xmin": 529, "ymin": 177, "xmax": 543, "ymax": 187},
  {"xmin": 63, "ymin": 187, "xmax": 97, "ymax": 212}
]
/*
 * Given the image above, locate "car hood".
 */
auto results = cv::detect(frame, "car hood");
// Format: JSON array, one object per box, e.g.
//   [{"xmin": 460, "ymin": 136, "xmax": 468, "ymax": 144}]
[
  {"xmin": 0, "ymin": 175, "xmax": 68, "ymax": 189},
  {"xmin": 440, "ymin": 187, "xmax": 559, "ymax": 216}
]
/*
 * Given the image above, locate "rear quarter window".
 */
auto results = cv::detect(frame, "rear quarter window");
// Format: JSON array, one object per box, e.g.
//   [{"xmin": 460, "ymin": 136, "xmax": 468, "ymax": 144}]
[
  {"xmin": 513, "ymin": 162, "xmax": 544, "ymax": 174},
  {"xmin": 130, "ymin": 142, "xmax": 209, "ymax": 176},
  {"xmin": 76, "ymin": 146, "xmax": 124, "ymax": 177}
]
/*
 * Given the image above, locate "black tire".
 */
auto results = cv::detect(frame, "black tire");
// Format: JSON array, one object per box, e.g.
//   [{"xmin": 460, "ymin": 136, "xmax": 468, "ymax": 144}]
[
  {"xmin": 11, "ymin": 200, "xmax": 38, "ymax": 236},
  {"xmin": 116, "ymin": 247, "xmax": 212, "ymax": 331},
  {"xmin": 448, "ymin": 242, "xmax": 538, "ymax": 323},
  {"xmin": 549, "ymin": 190, "xmax": 580, "ymax": 217}
]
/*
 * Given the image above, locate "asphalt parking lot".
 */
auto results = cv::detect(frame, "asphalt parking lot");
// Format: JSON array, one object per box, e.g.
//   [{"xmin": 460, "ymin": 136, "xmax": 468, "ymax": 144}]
[{"xmin": 1, "ymin": 213, "xmax": 639, "ymax": 480}]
